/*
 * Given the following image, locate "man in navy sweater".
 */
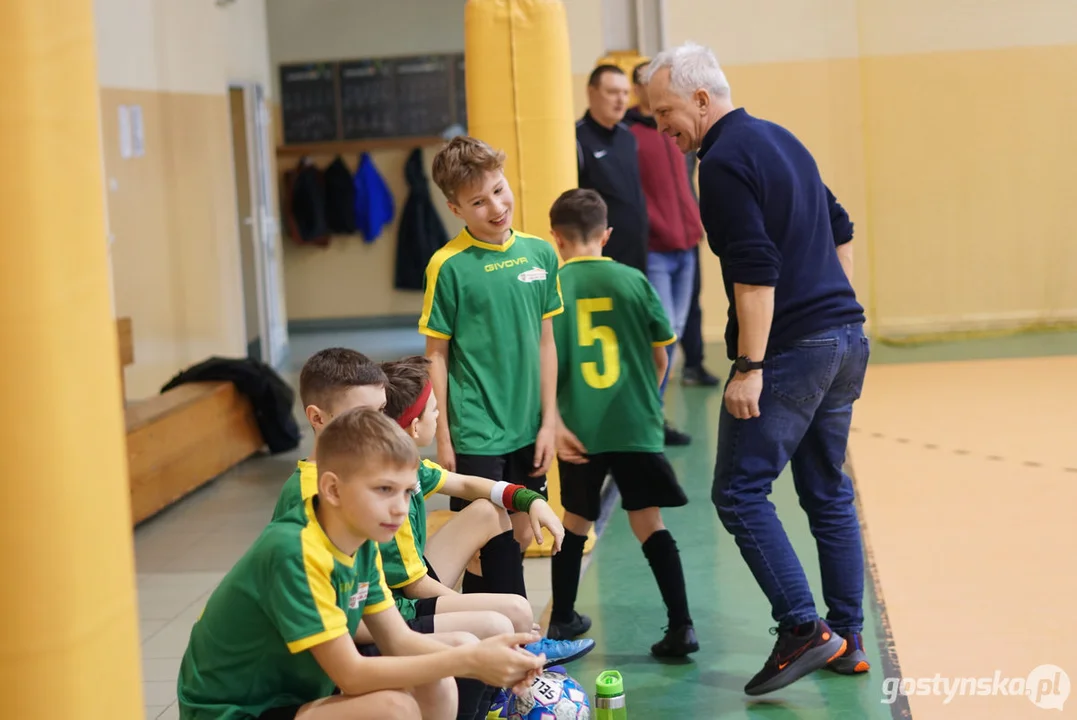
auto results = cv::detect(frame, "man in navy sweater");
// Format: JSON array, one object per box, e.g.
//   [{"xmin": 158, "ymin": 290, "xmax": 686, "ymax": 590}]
[{"xmin": 644, "ymin": 42, "xmax": 871, "ymax": 696}]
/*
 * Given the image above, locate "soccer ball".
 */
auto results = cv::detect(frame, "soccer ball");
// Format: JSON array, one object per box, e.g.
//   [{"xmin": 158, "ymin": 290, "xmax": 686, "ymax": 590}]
[{"xmin": 507, "ymin": 668, "xmax": 591, "ymax": 720}]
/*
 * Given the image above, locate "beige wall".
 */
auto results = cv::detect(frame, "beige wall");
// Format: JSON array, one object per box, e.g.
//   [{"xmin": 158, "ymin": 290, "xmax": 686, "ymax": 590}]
[
  {"xmin": 666, "ymin": 0, "xmax": 1077, "ymax": 344},
  {"xmin": 96, "ymin": 0, "xmax": 274, "ymax": 398}
]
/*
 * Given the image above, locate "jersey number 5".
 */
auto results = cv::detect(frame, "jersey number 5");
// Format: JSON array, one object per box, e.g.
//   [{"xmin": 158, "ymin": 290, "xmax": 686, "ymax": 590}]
[{"xmin": 577, "ymin": 297, "xmax": 621, "ymax": 389}]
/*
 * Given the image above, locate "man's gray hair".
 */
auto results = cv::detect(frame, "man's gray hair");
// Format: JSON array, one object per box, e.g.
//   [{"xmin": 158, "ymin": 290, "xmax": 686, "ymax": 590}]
[{"xmin": 643, "ymin": 42, "xmax": 731, "ymax": 100}]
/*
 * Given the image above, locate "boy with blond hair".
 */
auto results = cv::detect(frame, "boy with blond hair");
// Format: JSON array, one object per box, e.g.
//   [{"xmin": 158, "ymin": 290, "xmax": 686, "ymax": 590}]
[
  {"xmin": 546, "ymin": 188, "xmax": 698, "ymax": 658},
  {"xmin": 420, "ymin": 136, "xmax": 563, "ymax": 598},
  {"xmin": 377, "ymin": 355, "xmax": 594, "ymax": 671},
  {"xmin": 178, "ymin": 408, "xmax": 546, "ymax": 720}
]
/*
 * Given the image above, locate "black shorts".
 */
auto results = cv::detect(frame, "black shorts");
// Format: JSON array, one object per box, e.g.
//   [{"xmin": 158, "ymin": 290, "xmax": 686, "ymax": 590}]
[
  {"xmin": 559, "ymin": 451, "xmax": 688, "ymax": 522},
  {"xmin": 451, "ymin": 443, "xmax": 548, "ymax": 512},
  {"xmin": 258, "ymin": 707, "xmax": 301, "ymax": 720}
]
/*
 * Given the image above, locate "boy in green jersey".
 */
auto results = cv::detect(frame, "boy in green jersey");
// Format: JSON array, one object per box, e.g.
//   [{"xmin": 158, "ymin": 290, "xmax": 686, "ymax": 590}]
[
  {"xmin": 376, "ymin": 355, "xmax": 594, "ymax": 669},
  {"xmin": 272, "ymin": 348, "xmax": 387, "ymax": 521},
  {"xmin": 545, "ymin": 189, "xmax": 699, "ymax": 659},
  {"xmin": 419, "ymin": 136, "xmax": 563, "ymax": 598},
  {"xmin": 177, "ymin": 409, "xmax": 547, "ymax": 720}
]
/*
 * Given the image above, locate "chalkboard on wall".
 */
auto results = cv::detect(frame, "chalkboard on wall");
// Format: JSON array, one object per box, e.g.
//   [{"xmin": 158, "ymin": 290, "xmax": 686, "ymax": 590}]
[
  {"xmin": 278, "ymin": 53, "xmax": 467, "ymax": 147},
  {"xmin": 279, "ymin": 62, "xmax": 339, "ymax": 144},
  {"xmin": 339, "ymin": 59, "xmax": 396, "ymax": 140},
  {"xmin": 391, "ymin": 55, "xmax": 454, "ymax": 137}
]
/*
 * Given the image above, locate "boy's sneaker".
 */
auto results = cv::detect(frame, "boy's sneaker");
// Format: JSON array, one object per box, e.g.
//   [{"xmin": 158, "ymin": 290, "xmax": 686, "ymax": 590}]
[
  {"xmin": 651, "ymin": 623, "xmax": 700, "ymax": 658},
  {"xmin": 682, "ymin": 366, "xmax": 719, "ymax": 386},
  {"xmin": 744, "ymin": 619, "xmax": 847, "ymax": 696},
  {"xmin": 525, "ymin": 637, "xmax": 596, "ymax": 668},
  {"xmin": 546, "ymin": 611, "xmax": 592, "ymax": 640},
  {"xmin": 827, "ymin": 632, "xmax": 871, "ymax": 674}
]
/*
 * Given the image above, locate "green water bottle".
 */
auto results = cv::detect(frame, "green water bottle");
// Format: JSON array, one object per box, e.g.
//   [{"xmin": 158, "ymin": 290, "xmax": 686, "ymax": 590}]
[{"xmin": 594, "ymin": 670, "xmax": 627, "ymax": 719}]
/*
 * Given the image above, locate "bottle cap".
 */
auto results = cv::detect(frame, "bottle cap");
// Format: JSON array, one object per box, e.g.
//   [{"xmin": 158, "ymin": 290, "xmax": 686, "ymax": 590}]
[{"xmin": 595, "ymin": 670, "xmax": 624, "ymax": 697}]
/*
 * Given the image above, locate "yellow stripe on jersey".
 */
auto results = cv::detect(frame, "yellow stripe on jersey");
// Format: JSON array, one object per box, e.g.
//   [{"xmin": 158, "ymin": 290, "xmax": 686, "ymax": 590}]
[
  {"xmin": 364, "ymin": 548, "xmax": 396, "ymax": 615},
  {"xmin": 420, "ymin": 459, "xmax": 448, "ymax": 499},
  {"xmin": 289, "ymin": 522, "xmax": 348, "ymax": 654},
  {"xmin": 542, "ymin": 274, "xmax": 565, "ymax": 320},
  {"xmin": 387, "ymin": 518, "xmax": 427, "ymax": 588},
  {"xmin": 418, "ymin": 234, "xmax": 472, "ymax": 338},
  {"xmin": 653, "ymin": 334, "xmax": 678, "ymax": 348},
  {"xmin": 298, "ymin": 459, "xmax": 318, "ymax": 502}
]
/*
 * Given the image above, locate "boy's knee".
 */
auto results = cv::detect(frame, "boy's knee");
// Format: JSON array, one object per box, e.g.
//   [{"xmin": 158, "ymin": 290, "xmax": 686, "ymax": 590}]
[
  {"xmin": 562, "ymin": 511, "xmax": 591, "ymax": 536},
  {"xmin": 627, "ymin": 507, "xmax": 665, "ymax": 542},
  {"xmin": 464, "ymin": 498, "xmax": 506, "ymax": 535},
  {"xmin": 505, "ymin": 594, "xmax": 534, "ymax": 632},
  {"xmin": 444, "ymin": 631, "xmax": 480, "ymax": 647},
  {"xmin": 416, "ymin": 677, "xmax": 457, "ymax": 720},
  {"xmin": 377, "ymin": 690, "xmax": 421, "ymax": 720}
]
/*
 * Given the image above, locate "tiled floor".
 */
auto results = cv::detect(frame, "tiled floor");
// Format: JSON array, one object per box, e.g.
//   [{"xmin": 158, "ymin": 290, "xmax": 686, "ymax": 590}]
[{"xmin": 135, "ymin": 328, "xmax": 557, "ymax": 719}]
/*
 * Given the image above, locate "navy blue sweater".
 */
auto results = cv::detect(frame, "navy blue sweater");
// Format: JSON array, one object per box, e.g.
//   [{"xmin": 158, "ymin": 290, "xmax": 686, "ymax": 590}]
[{"xmin": 697, "ymin": 109, "xmax": 864, "ymax": 359}]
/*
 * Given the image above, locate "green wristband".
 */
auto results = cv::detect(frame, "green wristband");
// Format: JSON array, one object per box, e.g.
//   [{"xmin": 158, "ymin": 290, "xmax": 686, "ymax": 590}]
[{"xmin": 511, "ymin": 488, "xmax": 544, "ymax": 513}]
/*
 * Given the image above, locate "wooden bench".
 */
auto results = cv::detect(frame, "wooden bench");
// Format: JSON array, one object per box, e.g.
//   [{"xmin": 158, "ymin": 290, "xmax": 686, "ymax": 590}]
[{"xmin": 119, "ymin": 318, "xmax": 265, "ymax": 524}]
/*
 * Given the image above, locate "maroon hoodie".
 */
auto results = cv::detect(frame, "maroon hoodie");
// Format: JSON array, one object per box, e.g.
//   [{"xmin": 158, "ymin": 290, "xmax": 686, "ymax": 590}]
[{"xmin": 624, "ymin": 106, "xmax": 704, "ymax": 253}]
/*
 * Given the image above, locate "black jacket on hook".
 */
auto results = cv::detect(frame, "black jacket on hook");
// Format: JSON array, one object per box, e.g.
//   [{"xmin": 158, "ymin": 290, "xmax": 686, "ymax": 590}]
[
  {"xmin": 323, "ymin": 156, "xmax": 357, "ymax": 234},
  {"xmin": 282, "ymin": 158, "xmax": 330, "ymax": 246},
  {"xmin": 395, "ymin": 147, "xmax": 449, "ymax": 290}
]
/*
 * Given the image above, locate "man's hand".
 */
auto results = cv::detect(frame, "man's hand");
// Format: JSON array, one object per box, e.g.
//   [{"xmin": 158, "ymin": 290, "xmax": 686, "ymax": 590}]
[
  {"xmin": 531, "ymin": 425, "xmax": 556, "ymax": 477},
  {"xmin": 462, "ymin": 632, "xmax": 546, "ymax": 694},
  {"xmin": 555, "ymin": 425, "xmax": 588, "ymax": 464},
  {"xmin": 724, "ymin": 370, "xmax": 763, "ymax": 419},
  {"xmin": 526, "ymin": 499, "xmax": 565, "ymax": 554},
  {"xmin": 437, "ymin": 434, "xmax": 456, "ymax": 472}
]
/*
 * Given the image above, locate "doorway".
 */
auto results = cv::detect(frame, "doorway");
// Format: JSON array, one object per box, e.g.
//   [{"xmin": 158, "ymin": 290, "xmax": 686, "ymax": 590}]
[{"xmin": 227, "ymin": 84, "xmax": 289, "ymax": 368}]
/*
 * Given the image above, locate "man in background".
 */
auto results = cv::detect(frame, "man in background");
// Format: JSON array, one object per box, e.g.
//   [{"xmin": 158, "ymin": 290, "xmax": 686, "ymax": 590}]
[{"xmin": 575, "ymin": 65, "xmax": 648, "ymax": 275}]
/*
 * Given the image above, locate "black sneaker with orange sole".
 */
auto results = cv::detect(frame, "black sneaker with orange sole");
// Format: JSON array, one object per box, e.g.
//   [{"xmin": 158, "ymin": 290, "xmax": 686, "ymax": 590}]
[
  {"xmin": 827, "ymin": 631, "xmax": 871, "ymax": 674},
  {"xmin": 744, "ymin": 619, "xmax": 847, "ymax": 696}
]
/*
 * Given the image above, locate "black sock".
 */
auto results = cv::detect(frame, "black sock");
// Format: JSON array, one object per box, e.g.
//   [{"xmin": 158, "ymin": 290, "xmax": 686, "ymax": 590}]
[
  {"xmin": 550, "ymin": 529, "xmax": 588, "ymax": 624},
  {"xmin": 461, "ymin": 570, "xmax": 486, "ymax": 595},
  {"xmin": 478, "ymin": 529, "xmax": 526, "ymax": 597},
  {"xmin": 455, "ymin": 678, "xmax": 496, "ymax": 720},
  {"xmin": 642, "ymin": 529, "xmax": 692, "ymax": 627}
]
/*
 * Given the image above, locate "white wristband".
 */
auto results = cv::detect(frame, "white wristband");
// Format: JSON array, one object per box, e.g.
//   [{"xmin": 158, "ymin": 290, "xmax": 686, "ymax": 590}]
[{"xmin": 489, "ymin": 481, "xmax": 510, "ymax": 509}]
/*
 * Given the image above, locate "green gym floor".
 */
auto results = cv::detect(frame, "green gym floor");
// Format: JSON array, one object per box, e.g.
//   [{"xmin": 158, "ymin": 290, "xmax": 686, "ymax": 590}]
[
  {"xmin": 567, "ymin": 379, "xmax": 895, "ymax": 720},
  {"xmin": 135, "ymin": 328, "xmax": 1077, "ymax": 719}
]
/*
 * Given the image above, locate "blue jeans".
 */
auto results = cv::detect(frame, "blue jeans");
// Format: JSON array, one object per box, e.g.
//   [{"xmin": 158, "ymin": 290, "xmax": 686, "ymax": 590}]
[
  {"xmin": 647, "ymin": 249, "xmax": 696, "ymax": 399},
  {"xmin": 712, "ymin": 323, "xmax": 870, "ymax": 634}
]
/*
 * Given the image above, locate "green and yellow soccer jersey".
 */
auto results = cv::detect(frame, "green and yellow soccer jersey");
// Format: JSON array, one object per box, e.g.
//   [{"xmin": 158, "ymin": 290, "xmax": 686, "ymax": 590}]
[
  {"xmin": 553, "ymin": 257, "xmax": 676, "ymax": 454},
  {"xmin": 271, "ymin": 459, "xmax": 317, "ymax": 522},
  {"xmin": 178, "ymin": 497, "xmax": 394, "ymax": 720},
  {"xmin": 378, "ymin": 459, "xmax": 448, "ymax": 619},
  {"xmin": 418, "ymin": 228, "xmax": 563, "ymax": 455}
]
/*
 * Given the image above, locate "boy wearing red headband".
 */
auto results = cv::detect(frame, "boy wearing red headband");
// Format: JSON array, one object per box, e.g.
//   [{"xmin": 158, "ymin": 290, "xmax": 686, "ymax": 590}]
[{"xmin": 376, "ymin": 355, "xmax": 595, "ymax": 671}]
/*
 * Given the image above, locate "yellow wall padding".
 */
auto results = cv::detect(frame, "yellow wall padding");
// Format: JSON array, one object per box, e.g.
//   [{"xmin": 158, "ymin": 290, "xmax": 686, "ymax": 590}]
[
  {"xmin": 464, "ymin": 0, "xmax": 578, "ymax": 237},
  {"xmin": 0, "ymin": 1, "xmax": 144, "ymax": 717},
  {"xmin": 464, "ymin": 0, "xmax": 594, "ymax": 557}
]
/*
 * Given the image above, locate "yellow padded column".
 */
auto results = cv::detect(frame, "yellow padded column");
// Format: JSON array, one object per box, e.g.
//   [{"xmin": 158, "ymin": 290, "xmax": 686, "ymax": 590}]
[
  {"xmin": 0, "ymin": 1, "xmax": 144, "ymax": 717},
  {"xmin": 464, "ymin": 0, "xmax": 593, "ymax": 556}
]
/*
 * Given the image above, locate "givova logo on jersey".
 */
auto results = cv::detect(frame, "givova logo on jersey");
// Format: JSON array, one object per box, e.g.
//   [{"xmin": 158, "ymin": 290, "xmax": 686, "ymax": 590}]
[{"xmin": 484, "ymin": 256, "xmax": 528, "ymax": 272}]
